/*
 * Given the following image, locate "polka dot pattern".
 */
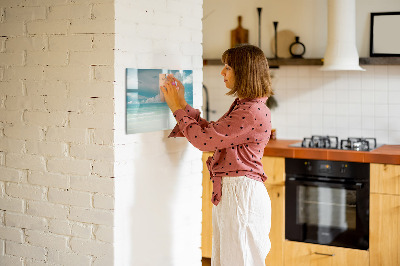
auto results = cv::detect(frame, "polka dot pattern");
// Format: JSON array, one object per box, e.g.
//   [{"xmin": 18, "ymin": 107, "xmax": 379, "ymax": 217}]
[{"xmin": 168, "ymin": 97, "xmax": 272, "ymax": 206}]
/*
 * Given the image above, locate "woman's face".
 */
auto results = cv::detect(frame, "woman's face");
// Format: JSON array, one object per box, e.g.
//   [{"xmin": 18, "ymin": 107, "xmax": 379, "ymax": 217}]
[{"xmin": 220, "ymin": 64, "xmax": 235, "ymax": 89}]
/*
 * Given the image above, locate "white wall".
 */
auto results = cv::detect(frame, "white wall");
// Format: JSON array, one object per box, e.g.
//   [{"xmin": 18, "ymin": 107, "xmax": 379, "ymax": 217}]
[
  {"xmin": 0, "ymin": 0, "xmax": 115, "ymax": 265},
  {"xmin": 203, "ymin": 0, "xmax": 400, "ymax": 145},
  {"xmin": 203, "ymin": 0, "xmax": 400, "ymax": 58},
  {"xmin": 113, "ymin": 0, "xmax": 203, "ymax": 265}
]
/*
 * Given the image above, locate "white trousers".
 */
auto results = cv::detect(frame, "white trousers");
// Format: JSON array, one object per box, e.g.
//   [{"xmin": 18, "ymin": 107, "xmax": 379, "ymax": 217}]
[{"xmin": 212, "ymin": 176, "xmax": 271, "ymax": 266}]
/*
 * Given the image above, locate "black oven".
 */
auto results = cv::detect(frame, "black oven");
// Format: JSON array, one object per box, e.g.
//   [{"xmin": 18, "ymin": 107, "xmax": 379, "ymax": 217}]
[{"xmin": 285, "ymin": 158, "xmax": 369, "ymax": 250}]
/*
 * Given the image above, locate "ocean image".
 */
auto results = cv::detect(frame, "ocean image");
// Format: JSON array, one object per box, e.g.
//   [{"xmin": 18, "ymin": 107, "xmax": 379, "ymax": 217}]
[{"xmin": 126, "ymin": 68, "xmax": 193, "ymax": 134}]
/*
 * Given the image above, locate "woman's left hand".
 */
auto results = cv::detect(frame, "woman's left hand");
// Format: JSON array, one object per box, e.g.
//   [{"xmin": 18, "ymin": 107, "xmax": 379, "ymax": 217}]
[{"xmin": 160, "ymin": 77, "xmax": 184, "ymax": 113}]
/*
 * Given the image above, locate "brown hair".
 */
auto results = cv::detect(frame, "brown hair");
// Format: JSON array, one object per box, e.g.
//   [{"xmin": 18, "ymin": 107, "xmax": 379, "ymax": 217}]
[{"xmin": 221, "ymin": 44, "xmax": 273, "ymax": 99}]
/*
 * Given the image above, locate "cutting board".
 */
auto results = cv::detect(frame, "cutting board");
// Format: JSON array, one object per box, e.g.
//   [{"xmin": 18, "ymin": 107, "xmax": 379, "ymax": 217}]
[{"xmin": 231, "ymin": 16, "xmax": 249, "ymax": 48}]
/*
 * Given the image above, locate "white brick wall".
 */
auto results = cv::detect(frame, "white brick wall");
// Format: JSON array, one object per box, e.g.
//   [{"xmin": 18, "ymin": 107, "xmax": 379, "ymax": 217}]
[{"xmin": 0, "ymin": 0, "xmax": 115, "ymax": 265}]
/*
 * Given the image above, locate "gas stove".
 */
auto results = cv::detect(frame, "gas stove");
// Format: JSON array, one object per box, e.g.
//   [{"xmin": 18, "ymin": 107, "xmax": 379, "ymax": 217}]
[{"xmin": 289, "ymin": 135, "xmax": 381, "ymax": 151}]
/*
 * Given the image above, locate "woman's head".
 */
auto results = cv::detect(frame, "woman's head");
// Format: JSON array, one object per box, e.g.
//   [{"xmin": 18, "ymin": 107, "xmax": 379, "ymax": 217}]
[{"xmin": 221, "ymin": 44, "xmax": 273, "ymax": 99}]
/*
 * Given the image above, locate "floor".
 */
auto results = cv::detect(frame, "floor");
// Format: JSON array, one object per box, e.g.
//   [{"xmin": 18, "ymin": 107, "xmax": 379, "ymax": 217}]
[{"xmin": 202, "ymin": 257, "xmax": 211, "ymax": 266}]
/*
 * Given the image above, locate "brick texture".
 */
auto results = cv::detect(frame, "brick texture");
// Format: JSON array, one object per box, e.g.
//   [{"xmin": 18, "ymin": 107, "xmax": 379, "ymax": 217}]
[{"xmin": 0, "ymin": 0, "xmax": 116, "ymax": 255}]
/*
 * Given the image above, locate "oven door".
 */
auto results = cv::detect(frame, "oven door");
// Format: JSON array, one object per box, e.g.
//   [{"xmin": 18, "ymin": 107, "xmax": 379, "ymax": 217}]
[{"xmin": 285, "ymin": 177, "xmax": 369, "ymax": 250}]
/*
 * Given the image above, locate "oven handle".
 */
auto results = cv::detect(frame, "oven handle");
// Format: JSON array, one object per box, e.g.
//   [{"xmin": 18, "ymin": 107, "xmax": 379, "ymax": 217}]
[{"xmin": 286, "ymin": 177, "xmax": 364, "ymax": 189}]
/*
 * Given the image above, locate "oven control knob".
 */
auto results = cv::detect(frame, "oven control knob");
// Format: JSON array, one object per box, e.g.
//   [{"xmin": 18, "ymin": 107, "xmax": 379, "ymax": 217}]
[
  {"xmin": 340, "ymin": 164, "xmax": 347, "ymax": 174},
  {"xmin": 304, "ymin": 162, "xmax": 312, "ymax": 171}
]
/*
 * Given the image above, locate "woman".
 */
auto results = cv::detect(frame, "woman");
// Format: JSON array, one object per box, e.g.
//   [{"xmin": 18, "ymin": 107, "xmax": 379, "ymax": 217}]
[{"xmin": 161, "ymin": 44, "xmax": 273, "ymax": 266}]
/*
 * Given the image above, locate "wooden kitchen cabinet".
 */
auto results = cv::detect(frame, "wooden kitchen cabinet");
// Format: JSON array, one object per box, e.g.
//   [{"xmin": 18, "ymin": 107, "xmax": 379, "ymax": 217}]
[
  {"xmin": 370, "ymin": 163, "xmax": 400, "ymax": 266},
  {"xmin": 201, "ymin": 154, "xmax": 286, "ymax": 266},
  {"xmin": 370, "ymin": 163, "xmax": 400, "ymax": 195},
  {"xmin": 264, "ymin": 184, "xmax": 285, "ymax": 266},
  {"xmin": 284, "ymin": 241, "xmax": 369, "ymax": 266},
  {"xmin": 262, "ymin": 156, "xmax": 285, "ymax": 266},
  {"xmin": 202, "ymin": 152, "xmax": 213, "ymax": 258}
]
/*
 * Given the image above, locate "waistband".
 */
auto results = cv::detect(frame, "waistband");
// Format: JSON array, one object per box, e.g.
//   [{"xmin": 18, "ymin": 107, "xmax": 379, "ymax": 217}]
[{"xmin": 222, "ymin": 176, "xmax": 251, "ymax": 184}]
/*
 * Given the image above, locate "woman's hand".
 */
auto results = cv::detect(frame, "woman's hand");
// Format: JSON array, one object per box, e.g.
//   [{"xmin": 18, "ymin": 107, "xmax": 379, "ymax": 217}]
[
  {"xmin": 160, "ymin": 77, "xmax": 184, "ymax": 113},
  {"xmin": 171, "ymin": 76, "xmax": 187, "ymax": 108}
]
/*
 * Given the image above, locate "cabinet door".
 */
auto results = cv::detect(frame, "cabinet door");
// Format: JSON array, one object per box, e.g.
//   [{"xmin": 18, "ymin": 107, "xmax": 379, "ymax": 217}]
[
  {"xmin": 262, "ymin": 156, "xmax": 285, "ymax": 185},
  {"xmin": 284, "ymin": 241, "xmax": 369, "ymax": 266},
  {"xmin": 264, "ymin": 184, "xmax": 284, "ymax": 266},
  {"xmin": 202, "ymin": 152, "xmax": 213, "ymax": 258},
  {"xmin": 370, "ymin": 193, "xmax": 400, "ymax": 266},
  {"xmin": 370, "ymin": 163, "xmax": 400, "ymax": 195}
]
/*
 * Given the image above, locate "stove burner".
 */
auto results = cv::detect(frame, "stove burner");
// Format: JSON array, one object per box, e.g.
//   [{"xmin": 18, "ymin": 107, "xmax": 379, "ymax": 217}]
[
  {"xmin": 301, "ymin": 135, "xmax": 339, "ymax": 149},
  {"xmin": 340, "ymin": 137, "xmax": 377, "ymax": 151},
  {"xmin": 295, "ymin": 136, "xmax": 378, "ymax": 151}
]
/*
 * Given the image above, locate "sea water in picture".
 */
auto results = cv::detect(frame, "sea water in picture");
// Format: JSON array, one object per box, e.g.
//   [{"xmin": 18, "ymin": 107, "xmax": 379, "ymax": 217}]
[{"xmin": 126, "ymin": 68, "xmax": 194, "ymax": 134}]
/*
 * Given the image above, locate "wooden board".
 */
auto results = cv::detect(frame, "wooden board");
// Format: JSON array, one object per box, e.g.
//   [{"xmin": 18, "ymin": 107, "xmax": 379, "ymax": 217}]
[
  {"xmin": 370, "ymin": 193, "xmax": 400, "ymax": 266},
  {"xmin": 370, "ymin": 163, "xmax": 400, "ymax": 195}
]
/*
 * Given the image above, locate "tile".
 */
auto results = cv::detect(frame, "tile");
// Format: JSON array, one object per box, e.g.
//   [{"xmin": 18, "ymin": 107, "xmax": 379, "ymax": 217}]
[
  {"xmin": 388, "ymin": 104, "xmax": 400, "ymax": 117},
  {"xmin": 388, "ymin": 131, "xmax": 400, "ymax": 144},
  {"xmin": 348, "ymin": 116, "xmax": 362, "ymax": 129},
  {"xmin": 348, "ymin": 76, "xmax": 362, "ymax": 91},
  {"xmin": 361, "ymin": 90, "xmax": 374, "ymax": 104},
  {"xmin": 286, "ymin": 77, "xmax": 299, "ymax": 89},
  {"xmin": 388, "ymin": 91, "xmax": 400, "ymax": 104},
  {"xmin": 285, "ymin": 66, "xmax": 298, "ymax": 77},
  {"xmin": 388, "ymin": 117, "xmax": 400, "ymax": 131},
  {"xmin": 358, "ymin": 116, "xmax": 377, "ymax": 131},
  {"xmin": 375, "ymin": 104, "xmax": 389, "ymax": 117},
  {"xmin": 374, "ymin": 90, "xmax": 388, "ymax": 104},
  {"xmin": 374, "ymin": 78, "xmax": 388, "ymax": 91},
  {"xmin": 336, "ymin": 103, "xmax": 349, "ymax": 116},
  {"xmin": 374, "ymin": 130, "xmax": 389, "ymax": 144},
  {"xmin": 348, "ymin": 90, "xmax": 362, "ymax": 103},
  {"xmin": 361, "ymin": 104, "xmax": 375, "ymax": 117},
  {"xmin": 388, "ymin": 76, "xmax": 400, "ymax": 91},
  {"xmin": 374, "ymin": 117, "xmax": 389, "ymax": 130},
  {"xmin": 323, "ymin": 103, "xmax": 336, "ymax": 115},
  {"xmin": 348, "ymin": 103, "xmax": 362, "ymax": 116},
  {"xmin": 374, "ymin": 65, "xmax": 388, "ymax": 77},
  {"xmin": 336, "ymin": 116, "xmax": 349, "ymax": 129}
]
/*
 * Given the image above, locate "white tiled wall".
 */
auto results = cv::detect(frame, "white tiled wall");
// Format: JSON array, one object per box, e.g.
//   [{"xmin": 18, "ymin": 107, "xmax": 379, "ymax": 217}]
[{"xmin": 203, "ymin": 65, "xmax": 400, "ymax": 144}]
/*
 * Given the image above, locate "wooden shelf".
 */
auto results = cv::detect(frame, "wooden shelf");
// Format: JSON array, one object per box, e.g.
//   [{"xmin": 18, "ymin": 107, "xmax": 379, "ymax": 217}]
[
  {"xmin": 203, "ymin": 58, "xmax": 323, "ymax": 67},
  {"xmin": 359, "ymin": 57, "xmax": 400, "ymax": 65},
  {"xmin": 203, "ymin": 57, "xmax": 400, "ymax": 67}
]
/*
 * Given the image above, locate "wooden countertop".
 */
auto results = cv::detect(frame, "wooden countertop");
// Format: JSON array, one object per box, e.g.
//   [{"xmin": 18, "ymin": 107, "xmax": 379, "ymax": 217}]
[{"xmin": 263, "ymin": 139, "xmax": 400, "ymax": 165}]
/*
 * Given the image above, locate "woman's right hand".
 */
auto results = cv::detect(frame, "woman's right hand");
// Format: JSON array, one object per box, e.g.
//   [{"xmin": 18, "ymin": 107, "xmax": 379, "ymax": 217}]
[{"xmin": 168, "ymin": 75, "xmax": 187, "ymax": 108}]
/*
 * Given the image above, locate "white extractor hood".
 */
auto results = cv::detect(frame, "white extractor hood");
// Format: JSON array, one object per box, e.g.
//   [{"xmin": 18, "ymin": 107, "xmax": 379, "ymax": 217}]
[{"xmin": 320, "ymin": 0, "xmax": 365, "ymax": 71}]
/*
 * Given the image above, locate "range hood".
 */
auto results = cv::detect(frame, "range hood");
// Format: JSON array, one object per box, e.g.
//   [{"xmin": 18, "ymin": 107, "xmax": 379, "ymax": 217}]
[{"xmin": 320, "ymin": 0, "xmax": 365, "ymax": 71}]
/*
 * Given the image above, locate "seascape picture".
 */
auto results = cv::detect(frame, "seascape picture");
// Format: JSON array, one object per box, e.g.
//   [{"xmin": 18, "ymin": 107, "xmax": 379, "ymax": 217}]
[{"xmin": 126, "ymin": 68, "xmax": 194, "ymax": 134}]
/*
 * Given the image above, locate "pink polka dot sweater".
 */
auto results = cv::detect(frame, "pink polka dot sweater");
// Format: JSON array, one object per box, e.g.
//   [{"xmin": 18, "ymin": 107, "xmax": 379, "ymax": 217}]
[{"xmin": 168, "ymin": 97, "xmax": 272, "ymax": 206}]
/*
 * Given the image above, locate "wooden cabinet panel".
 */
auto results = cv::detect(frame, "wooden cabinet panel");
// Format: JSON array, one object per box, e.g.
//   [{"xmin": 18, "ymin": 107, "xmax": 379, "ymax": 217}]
[
  {"xmin": 202, "ymin": 152, "xmax": 213, "ymax": 258},
  {"xmin": 262, "ymin": 156, "xmax": 285, "ymax": 185},
  {"xmin": 370, "ymin": 193, "xmax": 400, "ymax": 266},
  {"xmin": 370, "ymin": 163, "xmax": 400, "ymax": 195},
  {"xmin": 284, "ymin": 241, "xmax": 369, "ymax": 266},
  {"xmin": 264, "ymin": 184, "xmax": 284, "ymax": 266}
]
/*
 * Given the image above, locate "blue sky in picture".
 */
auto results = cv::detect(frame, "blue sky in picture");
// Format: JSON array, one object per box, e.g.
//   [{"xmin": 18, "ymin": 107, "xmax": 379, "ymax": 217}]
[{"xmin": 126, "ymin": 69, "xmax": 193, "ymax": 106}]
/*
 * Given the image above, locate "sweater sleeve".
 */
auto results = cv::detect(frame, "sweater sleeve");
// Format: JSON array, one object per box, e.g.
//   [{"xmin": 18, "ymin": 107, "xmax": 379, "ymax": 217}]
[
  {"xmin": 168, "ymin": 104, "xmax": 211, "ymax": 138},
  {"xmin": 172, "ymin": 106, "xmax": 257, "ymax": 152}
]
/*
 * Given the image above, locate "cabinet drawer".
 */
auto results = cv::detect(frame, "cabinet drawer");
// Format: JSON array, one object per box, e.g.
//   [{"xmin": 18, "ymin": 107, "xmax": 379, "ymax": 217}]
[{"xmin": 284, "ymin": 241, "xmax": 369, "ymax": 266}]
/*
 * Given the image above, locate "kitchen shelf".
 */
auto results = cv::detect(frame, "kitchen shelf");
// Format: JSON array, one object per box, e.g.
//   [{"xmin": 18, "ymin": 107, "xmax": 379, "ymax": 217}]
[
  {"xmin": 359, "ymin": 57, "xmax": 400, "ymax": 65},
  {"xmin": 203, "ymin": 57, "xmax": 400, "ymax": 67},
  {"xmin": 203, "ymin": 58, "xmax": 323, "ymax": 68}
]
